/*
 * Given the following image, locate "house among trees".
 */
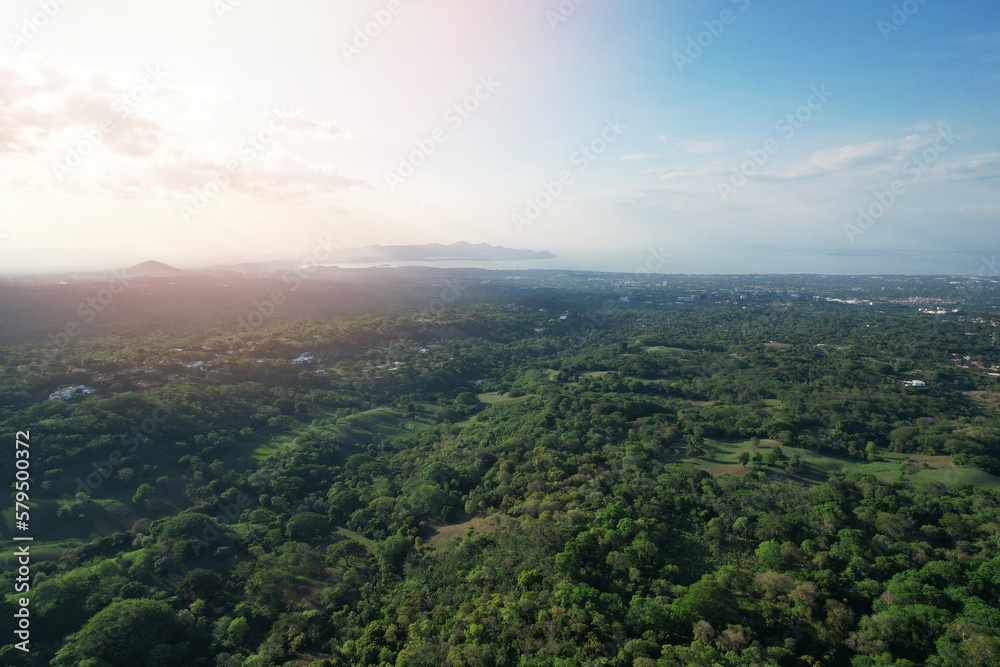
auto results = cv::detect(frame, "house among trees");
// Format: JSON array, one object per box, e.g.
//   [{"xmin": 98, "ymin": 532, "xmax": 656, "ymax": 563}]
[{"xmin": 48, "ymin": 385, "xmax": 97, "ymax": 401}]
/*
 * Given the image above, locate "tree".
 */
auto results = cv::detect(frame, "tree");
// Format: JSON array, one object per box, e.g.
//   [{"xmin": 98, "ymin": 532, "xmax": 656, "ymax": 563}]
[
  {"xmin": 755, "ymin": 540, "xmax": 785, "ymax": 571},
  {"xmin": 179, "ymin": 568, "xmax": 224, "ymax": 602},
  {"xmin": 706, "ymin": 517, "xmax": 726, "ymax": 542},
  {"xmin": 52, "ymin": 599, "xmax": 194, "ymax": 666},
  {"xmin": 374, "ymin": 533, "xmax": 413, "ymax": 578},
  {"xmin": 739, "ymin": 451, "xmax": 750, "ymax": 467},
  {"xmin": 152, "ymin": 512, "xmax": 215, "ymax": 541},
  {"xmin": 132, "ymin": 483, "xmax": 155, "ymax": 505},
  {"xmin": 227, "ymin": 617, "xmax": 249, "ymax": 647},
  {"xmin": 786, "ymin": 452, "xmax": 802, "ymax": 473},
  {"xmin": 866, "ymin": 441, "xmax": 879, "ymax": 462},
  {"xmin": 327, "ymin": 539, "xmax": 366, "ymax": 567},
  {"xmin": 765, "ymin": 446, "xmax": 785, "ymax": 466},
  {"xmin": 686, "ymin": 434, "xmax": 705, "ymax": 458},
  {"xmin": 706, "ymin": 517, "xmax": 727, "ymax": 556},
  {"xmin": 455, "ymin": 392, "xmax": 480, "ymax": 408},
  {"xmin": 285, "ymin": 512, "xmax": 329, "ymax": 541},
  {"xmin": 693, "ymin": 620, "xmax": 715, "ymax": 644},
  {"xmin": 756, "ymin": 514, "xmax": 789, "ymax": 541},
  {"xmin": 716, "ymin": 625, "xmax": 750, "ymax": 652},
  {"xmin": 674, "ymin": 580, "xmax": 739, "ymax": 629}
]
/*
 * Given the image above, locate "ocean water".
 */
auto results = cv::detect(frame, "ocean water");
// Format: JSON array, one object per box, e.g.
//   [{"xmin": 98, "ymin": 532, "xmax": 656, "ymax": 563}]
[{"xmin": 319, "ymin": 250, "xmax": 996, "ymax": 276}]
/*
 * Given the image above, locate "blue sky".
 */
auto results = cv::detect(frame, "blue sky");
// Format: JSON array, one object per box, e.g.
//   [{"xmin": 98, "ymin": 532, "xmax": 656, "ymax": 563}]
[{"xmin": 0, "ymin": 0, "xmax": 996, "ymax": 274}]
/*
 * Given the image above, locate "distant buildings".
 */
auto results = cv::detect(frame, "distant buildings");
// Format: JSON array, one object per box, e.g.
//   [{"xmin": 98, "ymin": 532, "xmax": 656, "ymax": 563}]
[
  {"xmin": 903, "ymin": 380, "xmax": 926, "ymax": 387},
  {"xmin": 49, "ymin": 385, "xmax": 96, "ymax": 401}
]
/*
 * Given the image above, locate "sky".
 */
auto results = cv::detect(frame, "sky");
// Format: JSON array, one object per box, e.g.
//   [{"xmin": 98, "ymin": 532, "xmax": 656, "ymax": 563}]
[{"xmin": 0, "ymin": 0, "xmax": 997, "ymax": 274}]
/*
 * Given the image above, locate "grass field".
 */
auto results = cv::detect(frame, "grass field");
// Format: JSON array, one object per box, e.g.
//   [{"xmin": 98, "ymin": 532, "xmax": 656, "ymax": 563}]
[
  {"xmin": 250, "ymin": 434, "xmax": 296, "ymax": 461},
  {"xmin": 341, "ymin": 406, "xmax": 405, "ymax": 431},
  {"xmin": 477, "ymin": 392, "xmax": 533, "ymax": 405},
  {"xmin": 424, "ymin": 515, "xmax": 505, "ymax": 550},
  {"xmin": 335, "ymin": 527, "xmax": 375, "ymax": 551},
  {"xmin": 965, "ymin": 391, "xmax": 1000, "ymax": 415},
  {"xmin": 643, "ymin": 346, "xmax": 687, "ymax": 354},
  {"xmin": 680, "ymin": 438, "xmax": 1000, "ymax": 489}
]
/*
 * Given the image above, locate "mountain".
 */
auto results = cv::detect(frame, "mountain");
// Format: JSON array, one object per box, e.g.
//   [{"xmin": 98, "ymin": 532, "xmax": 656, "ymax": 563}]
[
  {"xmin": 122, "ymin": 260, "xmax": 190, "ymax": 278},
  {"xmin": 0, "ymin": 244, "xmax": 556, "ymax": 278},
  {"xmin": 207, "ymin": 242, "xmax": 556, "ymax": 273}
]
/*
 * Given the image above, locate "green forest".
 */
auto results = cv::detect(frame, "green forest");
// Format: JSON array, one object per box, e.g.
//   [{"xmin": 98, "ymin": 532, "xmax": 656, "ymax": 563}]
[{"xmin": 2, "ymin": 272, "xmax": 1000, "ymax": 666}]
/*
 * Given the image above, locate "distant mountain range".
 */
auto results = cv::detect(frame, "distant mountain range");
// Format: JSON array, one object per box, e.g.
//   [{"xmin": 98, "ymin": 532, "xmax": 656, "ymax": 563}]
[
  {"xmin": 216, "ymin": 242, "xmax": 553, "ymax": 269},
  {"xmin": 205, "ymin": 242, "xmax": 556, "ymax": 273},
  {"xmin": 0, "ymin": 243, "xmax": 556, "ymax": 278},
  {"xmin": 105, "ymin": 243, "xmax": 555, "ymax": 277},
  {"xmin": 339, "ymin": 241, "xmax": 555, "ymax": 263}
]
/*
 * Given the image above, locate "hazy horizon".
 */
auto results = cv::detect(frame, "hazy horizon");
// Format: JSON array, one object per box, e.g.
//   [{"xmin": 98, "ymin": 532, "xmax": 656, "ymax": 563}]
[{"xmin": 1, "ymin": 244, "xmax": 998, "ymax": 278}]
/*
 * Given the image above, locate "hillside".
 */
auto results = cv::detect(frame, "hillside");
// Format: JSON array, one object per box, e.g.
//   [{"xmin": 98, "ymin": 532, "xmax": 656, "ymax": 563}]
[{"xmin": 122, "ymin": 260, "xmax": 190, "ymax": 278}]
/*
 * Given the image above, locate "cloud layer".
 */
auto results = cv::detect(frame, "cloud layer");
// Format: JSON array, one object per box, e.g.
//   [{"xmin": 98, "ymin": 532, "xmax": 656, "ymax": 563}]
[{"xmin": 0, "ymin": 61, "xmax": 364, "ymax": 203}]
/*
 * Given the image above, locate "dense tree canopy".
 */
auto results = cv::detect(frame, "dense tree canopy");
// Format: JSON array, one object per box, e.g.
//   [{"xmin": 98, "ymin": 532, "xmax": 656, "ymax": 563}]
[{"xmin": 2, "ymin": 273, "xmax": 1000, "ymax": 665}]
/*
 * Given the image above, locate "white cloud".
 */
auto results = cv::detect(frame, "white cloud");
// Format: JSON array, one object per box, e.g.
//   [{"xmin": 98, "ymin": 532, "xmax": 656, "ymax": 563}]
[
  {"xmin": 278, "ymin": 112, "xmax": 343, "ymax": 139},
  {"xmin": 644, "ymin": 164, "xmax": 722, "ymax": 180},
  {"xmin": 769, "ymin": 131, "xmax": 953, "ymax": 182},
  {"xmin": 0, "ymin": 60, "xmax": 363, "ymax": 202},
  {"xmin": 679, "ymin": 141, "xmax": 724, "ymax": 154}
]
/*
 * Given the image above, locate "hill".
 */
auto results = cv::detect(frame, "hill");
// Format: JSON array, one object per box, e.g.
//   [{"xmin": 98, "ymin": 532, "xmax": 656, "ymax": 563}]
[{"xmin": 121, "ymin": 260, "xmax": 190, "ymax": 278}]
